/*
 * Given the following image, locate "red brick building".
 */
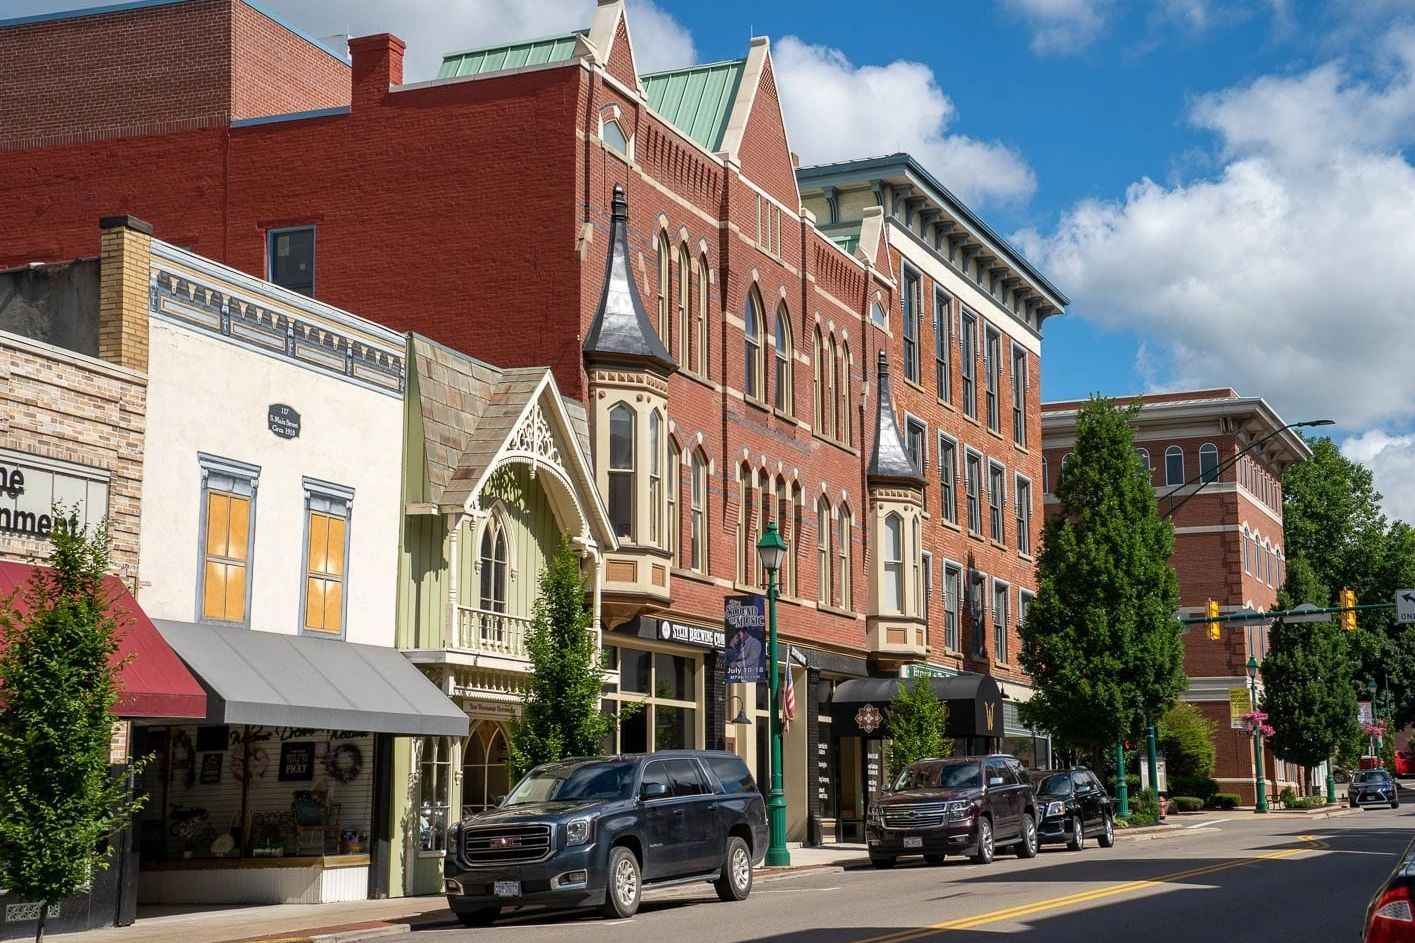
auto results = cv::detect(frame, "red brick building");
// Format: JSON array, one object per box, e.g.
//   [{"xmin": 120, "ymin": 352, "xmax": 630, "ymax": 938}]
[
  {"xmin": 1042, "ymin": 390, "xmax": 1311, "ymax": 804},
  {"xmin": 0, "ymin": 0, "xmax": 1068, "ymax": 842}
]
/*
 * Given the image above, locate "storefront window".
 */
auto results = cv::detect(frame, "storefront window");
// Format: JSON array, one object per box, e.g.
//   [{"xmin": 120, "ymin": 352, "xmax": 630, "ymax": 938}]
[
  {"xmin": 604, "ymin": 644, "xmax": 699, "ymax": 753},
  {"xmin": 461, "ymin": 721, "xmax": 509, "ymax": 815},
  {"xmin": 419, "ymin": 736, "xmax": 451, "ymax": 853}
]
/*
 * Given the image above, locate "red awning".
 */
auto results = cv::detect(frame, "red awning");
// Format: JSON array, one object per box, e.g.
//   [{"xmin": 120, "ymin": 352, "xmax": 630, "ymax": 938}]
[{"xmin": 0, "ymin": 561, "xmax": 206, "ymax": 718}]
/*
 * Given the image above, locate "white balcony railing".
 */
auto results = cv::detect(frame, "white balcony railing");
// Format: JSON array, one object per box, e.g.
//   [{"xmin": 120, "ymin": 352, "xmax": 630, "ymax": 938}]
[{"xmin": 454, "ymin": 606, "xmax": 532, "ymax": 660}]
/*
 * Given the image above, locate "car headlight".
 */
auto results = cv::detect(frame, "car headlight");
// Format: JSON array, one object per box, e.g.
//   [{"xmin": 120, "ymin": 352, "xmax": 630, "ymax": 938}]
[
  {"xmin": 946, "ymin": 800, "xmax": 973, "ymax": 820},
  {"xmin": 1044, "ymin": 801, "xmax": 1066, "ymax": 818},
  {"xmin": 868, "ymin": 804, "xmax": 885, "ymax": 827},
  {"xmin": 566, "ymin": 818, "xmax": 594, "ymax": 847}
]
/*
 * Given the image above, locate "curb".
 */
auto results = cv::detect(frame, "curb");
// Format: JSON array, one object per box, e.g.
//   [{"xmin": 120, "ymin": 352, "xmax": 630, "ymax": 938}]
[{"xmin": 242, "ymin": 926, "xmax": 412, "ymax": 943}]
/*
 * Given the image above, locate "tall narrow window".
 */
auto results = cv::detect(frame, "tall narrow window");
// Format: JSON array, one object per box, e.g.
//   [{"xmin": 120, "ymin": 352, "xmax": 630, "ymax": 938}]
[
  {"xmin": 817, "ymin": 497, "xmax": 832, "ymax": 606},
  {"xmin": 198, "ymin": 453, "xmax": 259, "ymax": 625},
  {"xmin": 824, "ymin": 333, "xmax": 838, "ymax": 440},
  {"xmin": 608, "ymin": 404, "xmax": 635, "ymax": 540},
  {"xmin": 1136, "ymin": 448, "xmax": 1151, "ymax": 476},
  {"xmin": 667, "ymin": 438, "xmax": 680, "ymax": 562},
  {"xmin": 984, "ymin": 326, "xmax": 1001, "ymax": 432},
  {"xmin": 1015, "ymin": 475, "xmax": 1032, "ymax": 556},
  {"xmin": 478, "ymin": 514, "xmax": 507, "ymax": 614},
  {"xmin": 756, "ymin": 468, "xmax": 771, "ymax": 589},
  {"xmin": 303, "ymin": 479, "xmax": 351, "ymax": 636},
  {"xmin": 883, "ymin": 513, "xmax": 904, "ymax": 613},
  {"xmin": 838, "ymin": 505, "xmax": 852, "ymax": 610},
  {"xmin": 905, "ymin": 417, "xmax": 927, "ymax": 476},
  {"xmin": 938, "ymin": 434, "xmax": 957, "ymax": 524},
  {"xmin": 648, "ymin": 411, "xmax": 662, "ymax": 546},
  {"xmin": 791, "ymin": 483, "xmax": 804, "ymax": 598},
  {"xmin": 920, "ymin": 551, "xmax": 932, "ymax": 621},
  {"xmin": 1165, "ymin": 446, "xmax": 1185, "ymax": 486},
  {"xmin": 268, "ymin": 227, "xmax": 315, "ymax": 297},
  {"xmin": 965, "ymin": 452, "xmax": 982, "ymax": 535},
  {"xmin": 696, "ymin": 255, "xmax": 710, "ymax": 376},
  {"xmin": 656, "ymin": 232, "xmax": 670, "ymax": 341},
  {"xmin": 813, "ymin": 329, "xmax": 825, "ymax": 433},
  {"xmin": 1199, "ymin": 443, "xmax": 1219, "ymax": 483},
  {"xmin": 837, "ymin": 341, "xmax": 851, "ymax": 446},
  {"xmin": 677, "ymin": 245, "xmax": 691, "ymax": 365},
  {"xmin": 970, "ymin": 570, "xmax": 986, "ymax": 657},
  {"xmin": 1019, "ymin": 590, "xmax": 1034, "ymax": 635},
  {"xmin": 690, "ymin": 452, "xmax": 706, "ymax": 573},
  {"xmin": 1042, "ymin": 456, "xmax": 1050, "ymax": 493},
  {"xmin": 1011, "ymin": 344, "xmax": 1027, "ymax": 447},
  {"xmin": 1243, "ymin": 529, "xmax": 1252, "ymax": 574},
  {"xmin": 417, "ymin": 738, "xmax": 451, "ymax": 853},
  {"xmin": 988, "ymin": 462, "xmax": 1006, "ymax": 544},
  {"xmin": 960, "ymin": 310, "xmax": 977, "ymax": 419},
  {"xmin": 775, "ymin": 476, "xmax": 791, "ymax": 595},
  {"xmin": 737, "ymin": 465, "xmax": 753, "ymax": 584},
  {"xmin": 744, "ymin": 289, "xmax": 763, "ymax": 401},
  {"xmin": 902, "ymin": 268, "xmax": 921, "ymax": 382},
  {"xmin": 935, "ymin": 290, "xmax": 952, "ymax": 403},
  {"xmin": 943, "ymin": 563, "xmax": 961, "ymax": 652},
  {"xmin": 993, "ymin": 581, "xmax": 1010, "ymax": 663},
  {"xmin": 774, "ymin": 305, "xmax": 792, "ymax": 414}
]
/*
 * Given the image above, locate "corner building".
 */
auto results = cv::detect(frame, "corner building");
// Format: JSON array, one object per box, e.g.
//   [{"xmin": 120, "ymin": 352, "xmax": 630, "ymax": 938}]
[{"xmin": 0, "ymin": 0, "xmax": 1068, "ymax": 845}]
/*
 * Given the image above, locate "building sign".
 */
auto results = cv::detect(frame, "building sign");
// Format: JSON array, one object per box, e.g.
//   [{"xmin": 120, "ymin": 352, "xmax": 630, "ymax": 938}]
[
  {"xmin": 856, "ymin": 704, "xmax": 883, "ymax": 734},
  {"xmin": 654, "ymin": 619, "xmax": 725, "ymax": 649},
  {"xmin": 1229, "ymin": 687, "xmax": 1253, "ymax": 729},
  {"xmin": 723, "ymin": 595, "xmax": 766, "ymax": 684},
  {"xmin": 0, "ymin": 448, "xmax": 108, "ymax": 541},
  {"xmin": 268, "ymin": 403, "xmax": 301, "ymax": 439},
  {"xmin": 278, "ymin": 742, "xmax": 316, "ymax": 781}
]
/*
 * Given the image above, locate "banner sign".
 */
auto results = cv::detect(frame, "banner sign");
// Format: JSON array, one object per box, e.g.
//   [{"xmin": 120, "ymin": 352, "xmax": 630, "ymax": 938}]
[
  {"xmin": 1359, "ymin": 701, "xmax": 1374, "ymax": 725},
  {"xmin": 1229, "ymin": 687, "xmax": 1253, "ymax": 729},
  {"xmin": 723, "ymin": 595, "xmax": 766, "ymax": 684}
]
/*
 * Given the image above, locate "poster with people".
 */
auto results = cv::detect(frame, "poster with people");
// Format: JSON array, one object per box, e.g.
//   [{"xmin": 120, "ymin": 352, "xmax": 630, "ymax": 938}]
[{"xmin": 723, "ymin": 595, "xmax": 766, "ymax": 684}]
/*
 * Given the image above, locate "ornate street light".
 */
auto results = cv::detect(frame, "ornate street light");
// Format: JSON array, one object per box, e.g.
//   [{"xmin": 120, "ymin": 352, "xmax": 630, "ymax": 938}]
[
  {"xmin": 756, "ymin": 521, "xmax": 790, "ymax": 867},
  {"xmin": 1247, "ymin": 656, "xmax": 1268, "ymax": 813}
]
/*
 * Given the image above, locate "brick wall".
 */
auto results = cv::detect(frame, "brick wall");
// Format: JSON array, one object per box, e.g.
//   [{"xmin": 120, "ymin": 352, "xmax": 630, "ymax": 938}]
[{"xmin": 230, "ymin": 1, "xmax": 349, "ymax": 119}]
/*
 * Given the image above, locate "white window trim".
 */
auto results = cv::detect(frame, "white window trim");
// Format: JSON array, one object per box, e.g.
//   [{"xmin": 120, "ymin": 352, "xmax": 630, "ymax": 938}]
[
  {"xmin": 992, "ymin": 576, "xmax": 1012, "ymax": 665},
  {"xmin": 1014, "ymin": 471, "xmax": 1032, "ymax": 556},
  {"xmin": 941, "ymin": 558, "xmax": 963, "ymax": 653},
  {"xmin": 195, "ymin": 452, "xmax": 260, "ymax": 627},
  {"xmin": 299, "ymin": 476, "xmax": 354, "ymax": 639},
  {"xmin": 937, "ymin": 431, "xmax": 958, "ymax": 523},
  {"xmin": 904, "ymin": 411, "xmax": 928, "ymax": 476}
]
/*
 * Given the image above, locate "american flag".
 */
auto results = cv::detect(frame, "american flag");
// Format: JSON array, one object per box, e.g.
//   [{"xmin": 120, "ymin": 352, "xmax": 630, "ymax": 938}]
[{"xmin": 782, "ymin": 646, "xmax": 796, "ymax": 734}]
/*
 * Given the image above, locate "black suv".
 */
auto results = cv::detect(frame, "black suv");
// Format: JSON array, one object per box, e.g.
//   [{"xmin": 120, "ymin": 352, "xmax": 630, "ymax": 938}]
[
  {"xmin": 865, "ymin": 754, "xmax": 1039, "ymax": 868},
  {"xmin": 1350, "ymin": 768, "xmax": 1401, "ymax": 809},
  {"xmin": 444, "ymin": 751, "xmax": 768, "ymax": 926},
  {"xmin": 1031, "ymin": 768, "xmax": 1116, "ymax": 850}
]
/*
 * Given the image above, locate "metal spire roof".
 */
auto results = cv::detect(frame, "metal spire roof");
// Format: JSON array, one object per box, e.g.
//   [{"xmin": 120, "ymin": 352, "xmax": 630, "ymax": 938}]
[
  {"xmin": 867, "ymin": 350, "xmax": 924, "ymax": 486},
  {"xmin": 583, "ymin": 184, "xmax": 676, "ymax": 373}
]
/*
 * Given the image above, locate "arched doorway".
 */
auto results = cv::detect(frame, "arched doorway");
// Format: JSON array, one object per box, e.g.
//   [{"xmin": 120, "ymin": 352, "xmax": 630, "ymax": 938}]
[{"xmin": 462, "ymin": 719, "xmax": 510, "ymax": 815}]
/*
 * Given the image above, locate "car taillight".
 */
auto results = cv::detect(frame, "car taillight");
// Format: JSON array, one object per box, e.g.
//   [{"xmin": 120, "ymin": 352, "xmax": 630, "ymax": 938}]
[{"xmin": 1368, "ymin": 886, "xmax": 1415, "ymax": 943}]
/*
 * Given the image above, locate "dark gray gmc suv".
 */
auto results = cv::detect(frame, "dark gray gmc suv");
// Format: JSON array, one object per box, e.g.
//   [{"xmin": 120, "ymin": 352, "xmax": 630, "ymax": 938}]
[{"xmin": 444, "ymin": 751, "xmax": 768, "ymax": 926}]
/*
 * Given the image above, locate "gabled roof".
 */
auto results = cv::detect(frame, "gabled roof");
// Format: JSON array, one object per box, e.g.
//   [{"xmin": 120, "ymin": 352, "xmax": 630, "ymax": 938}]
[
  {"xmin": 437, "ymin": 30, "xmax": 586, "ymax": 79},
  {"xmin": 641, "ymin": 58, "xmax": 746, "ymax": 152},
  {"xmin": 867, "ymin": 350, "xmax": 924, "ymax": 487},
  {"xmin": 583, "ymin": 184, "xmax": 676, "ymax": 372}
]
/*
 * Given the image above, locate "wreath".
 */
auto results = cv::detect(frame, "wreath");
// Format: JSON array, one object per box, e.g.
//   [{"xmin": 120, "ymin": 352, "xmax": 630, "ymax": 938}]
[
  {"xmin": 324, "ymin": 743, "xmax": 362, "ymax": 784},
  {"xmin": 230, "ymin": 744, "xmax": 269, "ymax": 783}
]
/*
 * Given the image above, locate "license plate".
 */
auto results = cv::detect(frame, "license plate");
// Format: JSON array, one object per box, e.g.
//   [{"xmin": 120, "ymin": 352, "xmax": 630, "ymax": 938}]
[
  {"xmin": 493, "ymin": 881, "xmax": 521, "ymax": 898},
  {"xmin": 903, "ymin": 836, "xmax": 923, "ymax": 849}
]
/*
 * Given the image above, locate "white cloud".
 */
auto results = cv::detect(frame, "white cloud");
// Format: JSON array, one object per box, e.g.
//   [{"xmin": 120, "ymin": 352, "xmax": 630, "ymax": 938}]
[
  {"xmin": 1000, "ymin": 0, "xmax": 1113, "ymax": 55},
  {"xmin": 257, "ymin": 0, "xmax": 695, "ymax": 81},
  {"xmin": 1342, "ymin": 431, "xmax": 1415, "ymax": 524},
  {"xmin": 772, "ymin": 37, "xmax": 1036, "ymax": 206}
]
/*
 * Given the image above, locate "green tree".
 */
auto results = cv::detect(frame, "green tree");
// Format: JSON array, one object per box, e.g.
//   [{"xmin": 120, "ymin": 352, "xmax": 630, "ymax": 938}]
[
  {"xmin": 1157, "ymin": 703, "xmax": 1217, "ymax": 798},
  {"xmin": 0, "ymin": 518, "xmax": 147, "ymax": 943},
  {"xmin": 1260, "ymin": 615, "xmax": 1357, "ymax": 791},
  {"xmin": 1019, "ymin": 397, "xmax": 1185, "ymax": 755},
  {"xmin": 508, "ymin": 540, "xmax": 610, "ymax": 778},
  {"xmin": 886, "ymin": 677, "xmax": 952, "ymax": 782}
]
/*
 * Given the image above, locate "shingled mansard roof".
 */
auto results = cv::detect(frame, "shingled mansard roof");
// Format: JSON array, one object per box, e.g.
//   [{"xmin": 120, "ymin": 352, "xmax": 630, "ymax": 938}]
[
  {"xmin": 868, "ymin": 350, "xmax": 925, "ymax": 487},
  {"xmin": 583, "ymin": 184, "xmax": 676, "ymax": 373}
]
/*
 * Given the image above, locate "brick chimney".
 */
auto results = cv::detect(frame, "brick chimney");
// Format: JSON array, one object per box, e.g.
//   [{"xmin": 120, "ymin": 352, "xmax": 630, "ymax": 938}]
[
  {"xmin": 349, "ymin": 33, "xmax": 405, "ymax": 112},
  {"xmin": 97, "ymin": 215, "xmax": 152, "ymax": 372}
]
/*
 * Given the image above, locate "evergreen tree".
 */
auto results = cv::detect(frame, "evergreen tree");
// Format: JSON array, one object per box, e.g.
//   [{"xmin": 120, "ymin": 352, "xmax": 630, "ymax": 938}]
[
  {"xmin": 0, "ymin": 517, "xmax": 147, "ymax": 943},
  {"xmin": 1260, "ymin": 615, "xmax": 1357, "ymax": 787},
  {"xmin": 886, "ymin": 677, "xmax": 952, "ymax": 782},
  {"xmin": 508, "ymin": 540, "xmax": 610, "ymax": 778},
  {"xmin": 1019, "ymin": 397, "xmax": 1185, "ymax": 755},
  {"xmin": 1157, "ymin": 703, "xmax": 1217, "ymax": 798}
]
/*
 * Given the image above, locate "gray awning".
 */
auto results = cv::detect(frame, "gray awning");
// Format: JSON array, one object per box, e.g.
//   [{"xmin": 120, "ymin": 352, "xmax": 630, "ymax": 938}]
[{"xmin": 154, "ymin": 620, "xmax": 469, "ymax": 737}]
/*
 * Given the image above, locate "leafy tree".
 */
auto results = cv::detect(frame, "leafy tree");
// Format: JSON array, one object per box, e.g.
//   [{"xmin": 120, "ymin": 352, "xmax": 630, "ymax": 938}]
[
  {"xmin": 1020, "ymin": 397, "xmax": 1185, "ymax": 755},
  {"xmin": 508, "ymin": 540, "xmax": 610, "ymax": 778},
  {"xmin": 0, "ymin": 517, "xmax": 147, "ymax": 943},
  {"xmin": 1260, "ymin": 614, "xmax": 1357, "ymax": 790},
  {"xmin": 886, "ymin": 677, "xmax": 952, "ymax": 782},
  {"xmin": 1157, "ymin": 702, "xmax": 1217, "ymax": 798}
]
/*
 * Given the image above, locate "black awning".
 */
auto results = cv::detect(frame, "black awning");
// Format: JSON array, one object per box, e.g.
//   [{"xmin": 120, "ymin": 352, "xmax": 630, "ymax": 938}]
[{"xmin": 829, "ymin": 674, "xmax": 1003, "ymax": 739}]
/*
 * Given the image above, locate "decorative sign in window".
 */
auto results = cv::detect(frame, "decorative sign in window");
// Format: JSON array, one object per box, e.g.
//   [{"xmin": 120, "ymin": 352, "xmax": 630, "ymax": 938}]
[
  {"xmin": 278, "ymin": 742, "xmax": 316, "ymax": 781},
  {"xmin": 0, "ymin": 448, "xmax": 109, "ymax": 541}
]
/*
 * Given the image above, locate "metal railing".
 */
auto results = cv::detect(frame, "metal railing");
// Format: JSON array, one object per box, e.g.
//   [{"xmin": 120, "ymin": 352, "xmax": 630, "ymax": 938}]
[{"xmin": 454, "ymin": 606, "xmax": 532, "ymax": 659}]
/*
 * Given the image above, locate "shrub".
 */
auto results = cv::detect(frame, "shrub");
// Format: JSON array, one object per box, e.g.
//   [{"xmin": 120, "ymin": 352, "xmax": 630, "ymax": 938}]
[
  {"xmin": 1288, "ymin": 796, "xmax": 1327, "ymax": 810},
  {"xmin": 1170, "ymin": 796, "xmax": 1204, "ymax": 813},
  {"xmin": 1279, "ymin": 786, "xmax": 1297, "ymax": 807},
  {"xmin": 1159, "ymin": 703, "xmax": 1218, "ymax": 782},
  {"xmin": 1207, "ymin": 793, "xmax": 1241, "ymax": 810},
  {"xmin": 1131, "ymin": 788, "xmax": 1160, "ymax": 821},
  {"xmin": 1169, "ymin": 774, "xmax": 1219, "ymax": 801},
  {"xmin": 1126, "ymin": 812, "xmax": 1159, "ymax": 827}
]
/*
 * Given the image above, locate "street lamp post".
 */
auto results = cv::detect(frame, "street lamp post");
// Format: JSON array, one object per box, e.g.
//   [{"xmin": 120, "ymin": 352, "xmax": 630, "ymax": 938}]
[
  {"xmin": 1247, "ymin": 656, "xmax": 1268, "ymax": 813},
  {"xmin": 1367, "ymin": 677, "xmax": 1379, "ymax": 759},
  {"xmin": 756, "ymin": 521, "xmax": 790, "ymax": 867}
]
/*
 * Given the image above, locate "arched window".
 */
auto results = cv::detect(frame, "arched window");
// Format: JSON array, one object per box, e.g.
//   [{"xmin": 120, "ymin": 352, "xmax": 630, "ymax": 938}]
[
  {"xmin": 817, "ymin": 497, "xmax": 832, "ymax": 606},
  {"xmin": 883, "ymin": 513, "xmax": 904, "ymax": 613},
  {"xmin": 655, "ymin": 232, "xmax": 670, "ymax": 341},
  {"xmin": 696, "ymin": 254, "xmax": 710, "ymax": 377},
  {"xmin": 600, "ymin": 117, "xmax": 629, "ymax": 157},
  {"xmin": 461, "ymin": 720, "xmax": 510, "ymax": 814},
  {"xmin": 812, "ymin": 328, "xmax": 825, "ymax": 432},
  {"xmin": 478, "ymin": 513, "xmax": 508, "ymax": 614},
  {"xmin": 774, "ymin": 304, "xmax": 792, "ymax": 414},
  {"xmin": 690, "ymin": 451, "xmax": 707, "ymax": 573},
  {"xmin": 775, "ymin": 475, "xmax": 791, "ymax": 594},
  {"xmin": 608, "ymin": 404, "xmax": 635, "ymax": 540},
  {"xmin": 1165, "ymin": 446, "xmax": 1185, "ymax": 486},
  {"xmin": 1242, "ymin": 528, "xmax": 1252, "ymax": 574},
  {"xmin": 737, "ymin": 465, "xmax": 753, "ymax": 585},
  {"xmin": 756, "ymin": 467, "xmax": 771, "ymax": 588},
  {"xmin": 870, "ymin": 300, "xmax": 887, "ymax": 328},
  {"xmin": 1199, "ymin": 443, "xmax": 1219, "ymax": 483},
  {"xmin": 791, "ymin": 482, "xmax": 804, "ymax": 598},
  {"xmin": 744, "ymin": 288, "xmax": 764, "ymax": 401},
  {"xmin": 823, "ymin": 334, "xmax": 838, "ymax": 440},
  {"xmin": 648, "ymin": 411, "xmax": 662, "ymax": 546},
  {"xmin": 677, "ymin": 245, "xmax": 691, "ymax": 365},
  {"xmin": 1136, "ymin": 448, "xmax": 1151, "ymax": 475},
  {"xmin": 837, "ymin": 340, "xmax": 851, "ymax": 446},
  {"xmin": 1042, "ymin": 456, "xmax": 1050, "ymax": 492},
  {"xmin": 667, "ymin": 436, "xmax": 679, "ymax": 562},
  {"xmin": 838, "ymin": 505, "xmax": 852, "ymax": 611}
]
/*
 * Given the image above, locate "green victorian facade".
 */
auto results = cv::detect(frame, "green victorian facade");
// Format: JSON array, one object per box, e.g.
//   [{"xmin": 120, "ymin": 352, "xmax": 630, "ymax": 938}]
[{"xmin": 392, "ymin": 335, "xmax": 615, "ymax": 897}]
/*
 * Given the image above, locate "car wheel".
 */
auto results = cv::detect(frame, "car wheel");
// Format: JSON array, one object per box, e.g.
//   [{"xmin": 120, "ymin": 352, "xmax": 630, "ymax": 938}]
[
  {"xmin": 454, "ymin": 908, "xmax": 499, "ymax": 928},
  {"xmin": 714, "ymin": 836, "xmax": 753, "ymax": 902},
  {"xmin": 1097, "ymin": 813, "xmax": 1116, "ymax": 848},
  {"xmin": 601, "ymin": 846, "xmax": 641, "ymax": 919},
  {"xmin": 869, "ymin": 855, "xmax": 897, "ymax": 870},
  {"xmin": 1394, "ymin": 800, "xmax": 1402, "ymax": 810},
  {"xmin": 970, "ymin": 818, "xmax": 995, "ymax": 865},
  {"xmin": 1016, "ymin": 815, "xmax": 1039, "ymax": 859},
  {"xmin": 924, "ymin": 853, "xmax": 947, "ymax": 865},
  {"xmin": 1066, "ymin": 816, "xmax": 1085, "ymax": 852}
]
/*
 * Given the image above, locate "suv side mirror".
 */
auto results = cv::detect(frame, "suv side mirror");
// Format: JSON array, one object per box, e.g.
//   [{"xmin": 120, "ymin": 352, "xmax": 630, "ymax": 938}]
[
  {"xmin": 641, "ymin": 782, "xmax": 669, "ymax": 800},
  {"xmin": 987, "ymin": 776, "xmax": 1005, "ymax": 787}
]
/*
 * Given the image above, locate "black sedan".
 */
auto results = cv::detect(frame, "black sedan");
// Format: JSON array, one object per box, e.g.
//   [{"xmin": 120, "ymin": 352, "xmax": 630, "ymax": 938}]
[
  {"xmin": 1351, "ymin": 769, "xmax": 1402, "ymax": 810},
  {"xmin": 1030, "ymin": 768, "xmax": 1115, "ymax": 850},
  {"xmin": 1364, "ymin": 833, "xmax": 1415, "ymax": 941}
]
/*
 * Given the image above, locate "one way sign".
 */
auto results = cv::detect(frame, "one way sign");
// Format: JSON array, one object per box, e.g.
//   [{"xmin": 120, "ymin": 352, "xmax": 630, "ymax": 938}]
[{"xmin": 1397, "ymin": 591, "xmax": 1415, "ymax": 624}]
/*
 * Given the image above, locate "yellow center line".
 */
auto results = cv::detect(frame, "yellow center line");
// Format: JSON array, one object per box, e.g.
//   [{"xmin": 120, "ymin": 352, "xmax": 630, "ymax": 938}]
[{"xmin": 850, "ymin": 837, "xmax": 1323, "ymax": 943}]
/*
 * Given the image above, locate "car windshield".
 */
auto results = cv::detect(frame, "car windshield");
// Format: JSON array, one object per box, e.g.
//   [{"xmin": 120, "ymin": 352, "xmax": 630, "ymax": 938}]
[
  {"xmin": 895, "ymin": 761, "xmax": 980, "ymax": 791},
  {"xmin": 502, "ymin": 761, "xmax": 636, "ymax": 806},
  {"xmin": 1033, "ymin": 773, "xmax": 1072, "ymax": 797},
  {"xmin": 1357, "ymin": 770, "xmax": 1392, "ymax": 784}
]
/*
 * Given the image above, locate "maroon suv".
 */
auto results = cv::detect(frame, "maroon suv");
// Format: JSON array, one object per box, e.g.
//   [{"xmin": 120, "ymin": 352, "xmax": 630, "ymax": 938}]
[{"xmin": 865, "ymin": 754, "xmax": 1039, "ymax": 868}]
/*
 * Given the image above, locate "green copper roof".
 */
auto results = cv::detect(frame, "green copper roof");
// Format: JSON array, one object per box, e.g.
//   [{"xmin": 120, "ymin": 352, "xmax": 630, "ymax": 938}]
[
  {"xmin": 829, "ymin": 234, "xmax": 860, "ymax": 255},
  {"xmin": 438, "ymin": 31, "xmax": 584, "ymax": 79},
  {"xmin": 641, "ymin": 59, "xmax": 746, "ymax": 152}
]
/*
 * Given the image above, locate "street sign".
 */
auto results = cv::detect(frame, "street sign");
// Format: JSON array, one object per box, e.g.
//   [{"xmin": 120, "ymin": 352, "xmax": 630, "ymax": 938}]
[
  {"xmin": 1285, "ymin": 603, "xmax": 1333, "ymax": 624},
  {"xmin": 1396, "ymin": 590, "xmax": 1415, "ymax": 624}
]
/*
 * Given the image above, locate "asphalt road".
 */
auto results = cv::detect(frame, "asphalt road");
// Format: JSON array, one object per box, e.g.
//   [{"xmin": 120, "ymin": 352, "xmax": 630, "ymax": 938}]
[{"xmin": 408, "ymin": 808, "xmax": 1413, "ymax": 943}]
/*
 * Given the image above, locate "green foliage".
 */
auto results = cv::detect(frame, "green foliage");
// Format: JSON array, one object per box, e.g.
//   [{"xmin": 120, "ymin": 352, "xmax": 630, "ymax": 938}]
[
  {"xmin": 1207, "ymin": 792, "xmax": 1241, "ymax": 810},
  {"xmin": 1279, "ymin": 786, "xmax": 1297, "ymax": 806},
  {"xmin": 1287, "ymin": 796, "xmax": 1327, "ymax": 810},
  {"xmin": 1126, "ymin": 788, "xmax": 1160, "ymax": 826},
  {"xmin": 1170, "ymin": 796, "xmax": 1204, "ymax": 813},
  {"xmin": 886, "ymin": 676, "xmax": 953, "ymax": 782},
  {"xmin": 1157, "ymin": 703, "xmax": 1217, "ymax": 783},
  {"xmin": 1020, "ymin": 397, "xmax": 1185, "ymax": 753},
  {"xmin": 0, "ymin": 517, "xmax": 148, "ymax": 934},
  {"xmin": 1382, "ymin": 724, "xmax": 1398, "ymax": 772},
  {"xmin": 508, "ymin": 540, "xmax": 609, "ymax": 779},
  {"xmin": 1261, "ymin": 613, "xmax": 1358, "ymax": 770},
  {"xmin": 1169, "ymin": 774, "xmax": 1219, "ymax": 801}
]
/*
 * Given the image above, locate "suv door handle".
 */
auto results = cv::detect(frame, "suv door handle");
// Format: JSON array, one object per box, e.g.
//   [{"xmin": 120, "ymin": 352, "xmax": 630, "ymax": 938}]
[{"xmin": 672, "ymin": 808, "xmax": 685, "ymax": 816}]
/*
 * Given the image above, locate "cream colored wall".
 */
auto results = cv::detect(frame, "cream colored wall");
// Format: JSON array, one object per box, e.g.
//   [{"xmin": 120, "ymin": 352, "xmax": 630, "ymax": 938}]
[{"xmin": 137, "ymin": 318, "xmax": 403, "ymax": 645}]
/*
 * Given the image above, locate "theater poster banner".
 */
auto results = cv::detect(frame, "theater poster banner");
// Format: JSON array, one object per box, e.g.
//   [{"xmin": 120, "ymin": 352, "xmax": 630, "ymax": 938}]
[{"xmin": 723, "ymin": 595, "xmax": 766, "ymax": 684}]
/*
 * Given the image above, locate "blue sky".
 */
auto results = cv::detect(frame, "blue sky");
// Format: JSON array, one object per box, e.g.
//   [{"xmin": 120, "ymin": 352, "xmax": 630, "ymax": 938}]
[{"xmin": 10, "ymin": 0, "xmax": 1415, "ymax": 520}]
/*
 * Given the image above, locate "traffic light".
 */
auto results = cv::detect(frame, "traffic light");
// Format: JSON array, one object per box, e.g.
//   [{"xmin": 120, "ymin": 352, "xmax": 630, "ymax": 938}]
[
  {"xmin": 1339, "ymin": 589, "xmax": 1357, "ymax": 630},
  {"xmin": 1206, "ymin": 599, "xmax": 1221, "ymax": 641}
]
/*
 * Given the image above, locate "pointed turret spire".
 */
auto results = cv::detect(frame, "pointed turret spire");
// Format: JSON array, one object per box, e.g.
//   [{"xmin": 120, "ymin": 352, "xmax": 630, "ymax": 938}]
[
  {"xmin": 867, "ymin": 350, "xmax": 924, "ymax": 486},
  {"xmin": 583, "ymin": 184, "xmax": 676, "ymax": 373}
]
